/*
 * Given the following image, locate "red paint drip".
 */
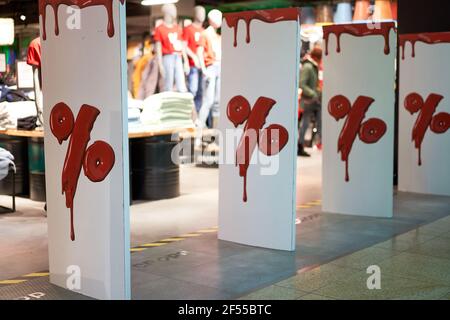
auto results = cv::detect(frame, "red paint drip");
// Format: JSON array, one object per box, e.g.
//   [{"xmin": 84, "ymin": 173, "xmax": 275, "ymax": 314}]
[
  {"xmin": 39, "ymin": 0, "xmax": 125, "ymax": 40},
  {"xmin": 404, "ymin": 93, "xmax": 447, "ymax": 166},
  {"xmin": 70, "ymin": 206, "xmax": 75, "ymax": 241},
  {"xmin": 83, "ymin": 140, "xmax": 115, "ymax": 182},
  {"xmin": 399, "ymin": 32, "xmax": 450, "ymax": 60},
  {"xmin": 328, "ymin": 95, "xmax": 387, "ymax": 182},
  {"xmin": 323, "ymin": 22, "xmax": 396, "ymax": 56},
  {"xmin": 430, "ymin": 112, "xmax": 450, "ymax": 134},
  {"xmin": 224, "ymin": 8, "xmax": 300, "ymax": 47},
  {"xmin": 227, "ymin": 96, "xmax": 289, "ymax": 202},
  {"xmin": 50, "ymin": 103, "xmax": 116, "ymax": 241},
  {"xmin": 61, "ymin": 105, "xmax": 100, "ymax": 241},
  {"xmin": 259, "ymin": 124, "xmax": 289, "ymax": 156},
  {"xmin": 50, "ymin": 102, "xmax": 74, "ymax": 144}
]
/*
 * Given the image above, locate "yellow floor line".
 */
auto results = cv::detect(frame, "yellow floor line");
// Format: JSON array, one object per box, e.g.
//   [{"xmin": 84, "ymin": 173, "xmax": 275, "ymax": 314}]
[
  {"xmin": 197, "ymin": 229, "xmax": 217, "ymax": 233},
  {"xmin": 23, "ymin": 272, "xmax": 49, "ymax": 277},
  {"xmin": 179, "ymin": 233, "xmax": 202, "ymax": 237},
  {"xmin": 159, "ymin": 238, "xmax": 184, "ymax": 242},
  {"xmin": 130, "ymin": 248, "xmax": 147, "ymax": 252},
  {"xmin": 0, "ymin": 279, "xmax": 27, "ymax": 285},
  {"xmin": 140, "ymin": 243, "xmax": 166, "ymax": 247}
]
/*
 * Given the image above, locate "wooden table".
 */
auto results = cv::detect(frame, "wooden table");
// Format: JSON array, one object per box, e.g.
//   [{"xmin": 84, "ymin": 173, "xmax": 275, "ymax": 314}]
[
  {"xmin": 0, "ymin": 126, "xmax": 205, "ymax": 202},
  {"xmin": 0, "ymin": 126, "xmax": 197, "ymax": 139}
]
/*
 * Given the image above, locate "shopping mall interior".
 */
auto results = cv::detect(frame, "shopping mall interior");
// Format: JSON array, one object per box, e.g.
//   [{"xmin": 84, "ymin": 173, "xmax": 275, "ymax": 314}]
[{"xmin": 0, "ymin": 0, "xmax": 449, "ymax": 302}]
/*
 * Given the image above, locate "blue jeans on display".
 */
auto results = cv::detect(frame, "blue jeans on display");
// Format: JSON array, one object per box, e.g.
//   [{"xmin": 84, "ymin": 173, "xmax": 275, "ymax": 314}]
[
  {"xmin": 198, "ymin": 63, "xmax": 221, "ymax": 127},
  {"xmin": 187, "ymin": 67, "xmax": 203, "ymax": 112},
  {"xmin": 162, "ymin": 53, "xmax": 187, "ymax": 92}
]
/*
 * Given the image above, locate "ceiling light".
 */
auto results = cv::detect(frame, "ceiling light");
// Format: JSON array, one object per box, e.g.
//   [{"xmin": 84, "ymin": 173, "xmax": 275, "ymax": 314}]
[
  {"xmin": 141, "ymin": 0, "xmax": 178, "ymax": 6},
  {"xmin": 20, "ymin": 15, "xmax": 26, "ymax": 21}
]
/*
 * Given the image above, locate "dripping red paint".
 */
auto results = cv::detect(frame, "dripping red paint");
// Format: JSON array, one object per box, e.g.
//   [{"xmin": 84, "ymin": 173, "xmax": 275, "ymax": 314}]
[
  {"xmin": 50, "ymin": 103, "xmax": 115, "ymax": 241},
  {"xmin": 323, "ymin": 22, "xmax": 396, "ymax": 56},
  {"xmin": 399, "ymin": 32, "xmax": 450, "ymax": 60},
  {"xmin": 404, "ymin": 92, "xmax": 450, "ymax": 166},
  {"xmin": 39, "ymin": 0, "xmax": 125, "ymax": 40},
  {"xmin": 328, "ymin": 95, "xmax": 387, "ymax": 182},
  {"xmin": 224, "ymin": 8, "xmax": 300, "ymax": 47},
  {"xmin": 227, "ymin": 95, "xmax": 288, "ymax": 202}
]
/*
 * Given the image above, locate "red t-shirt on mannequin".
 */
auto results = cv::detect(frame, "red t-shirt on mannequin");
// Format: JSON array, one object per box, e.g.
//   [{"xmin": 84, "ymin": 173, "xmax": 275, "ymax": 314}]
[
  {"xmin": 27, "ymin": 37, "xmax": 41, "ymax": 68},
  {"xmin": 154, "ymin": 23, "xmax": 183, "ymax": 55},
  {"xmin": 182, "ymin": 24, "xmax": 203, "ymax": 67}
]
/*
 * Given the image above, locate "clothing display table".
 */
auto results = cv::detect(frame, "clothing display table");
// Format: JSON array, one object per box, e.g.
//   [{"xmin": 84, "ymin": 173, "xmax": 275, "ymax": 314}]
[{"xmin": 0, "ymin": 127, "xmax": 197, "ymax": 202}]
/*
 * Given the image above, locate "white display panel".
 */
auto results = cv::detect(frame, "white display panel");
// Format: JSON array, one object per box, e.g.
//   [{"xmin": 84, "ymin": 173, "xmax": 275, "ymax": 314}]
[
  {"xmin": 218, "ymin": 8, "xmax": 300, "ymax": 251},
  {"xmin": 16, "ymin": 61, "xmax": 34, "ymax": 89},
  {"xmin": 322, "ymin": 22, "xmax": 396, "ymax": 218},
  {"xmin": 398, "ymin": 32, "xmax": 450, "ymax": 196},
  {"xmin": 0, "ymin": 53, "xmax": 6, "ymax": 72},
  {"xmin": 0, "ymin": 18, "xmax": 14, "ymax": 46},
  {"xmin": 39, "ymin": 1, "xmax": 130, "ymax": 299}
]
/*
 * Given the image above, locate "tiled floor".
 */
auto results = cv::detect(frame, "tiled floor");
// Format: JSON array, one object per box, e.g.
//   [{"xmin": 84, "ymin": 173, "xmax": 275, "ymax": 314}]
[
  {"xmin": 0, "ymin": 192, "xmax": 449, "ymax": 300},
  {"xmin": 0, "ymin": 152, "xmax": 322, "ymax": 281},
  {"xmin": 1, "ymin": 150, "xmax": 449, "ymax": 300},
  {"xmin": 128, "ymin": 191, "xmax": 450, "ymax": 300},
  {"xmin": 240, "ymin": 215, "xmax": 450, "ymax": 300}
]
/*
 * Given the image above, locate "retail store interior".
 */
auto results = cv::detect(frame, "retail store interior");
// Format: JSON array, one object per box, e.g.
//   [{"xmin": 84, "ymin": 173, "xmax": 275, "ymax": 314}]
[{"xmin": 0, "ymin": 0, "xmax": 449, "ymax": 301}]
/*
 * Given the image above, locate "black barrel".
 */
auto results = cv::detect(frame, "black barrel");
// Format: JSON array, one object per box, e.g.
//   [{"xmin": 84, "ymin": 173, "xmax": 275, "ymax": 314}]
[
  {"xmin": 130, "ymin": 134, "xmax": 180, "ymax": 201},
  {"xmin": 0, "ymin": 135, "xmax": 29, "ymax": 196},
  {"xmin": 28, "ymin": 137, "xmax": 46, "ymax": 202}
]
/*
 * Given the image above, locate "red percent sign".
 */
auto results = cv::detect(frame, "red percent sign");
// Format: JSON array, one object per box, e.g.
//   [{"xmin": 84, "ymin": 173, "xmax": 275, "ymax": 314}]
[
  {"xmin": 50, "ymin": 103, "xmax": 115, "ymax": 241},
  {"xmin": 404, "ymin": 93, "xmax": 450, "ymax": 166},
  {"xmin": 227, "ymin": 95, "xmax": 289, "ymax": 202},
  {"xmin": 328, "ymin": 95, "xmax": 387, "ymax": 182}
]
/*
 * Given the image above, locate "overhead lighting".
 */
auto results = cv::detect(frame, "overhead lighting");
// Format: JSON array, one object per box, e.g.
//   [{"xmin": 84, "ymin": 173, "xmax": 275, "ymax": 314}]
[
  {"xmin": 141, "ymin": 0, "xmax": 178, "ymax": 6},
  {"xmin": 20, "ymin": 15, "xmax": 26, "ymax": 21}
]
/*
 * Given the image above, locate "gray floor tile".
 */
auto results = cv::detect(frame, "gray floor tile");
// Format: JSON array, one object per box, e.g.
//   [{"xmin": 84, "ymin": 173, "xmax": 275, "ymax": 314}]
[
  {"xmin": 170, "ymin": 256, "xmax": 296, "ymax": 296},
  {"xmin": 377, "ymin": 252, "xmax": 450, "ymax": 285},
  {"xmin": 238, "ymin": 285, "xmax": 307, "ymax": 300},
  {"xmin": 315, "ymin": 269, "xmax": 450, "ymax": 300},
  {"xmin": 132, "ymin": 276, "xmax": 231, "ymax": 300}
]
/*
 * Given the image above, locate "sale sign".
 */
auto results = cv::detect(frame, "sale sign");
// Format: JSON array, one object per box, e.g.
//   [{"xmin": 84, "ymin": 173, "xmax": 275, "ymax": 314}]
[
  {"xmin": 398, "ymin": 32, "xmax": 450, "ymax": 196},
  {"xmin": 322, "ymin": 22, "xmax": 396, "ymax": 217},
  {"xmin": 219, "ymin": 8, "xmax": 300, "ymax": 251},
  {"xmin": 40, "ymin": 1, "xmax": 130, "ymax": 299}
]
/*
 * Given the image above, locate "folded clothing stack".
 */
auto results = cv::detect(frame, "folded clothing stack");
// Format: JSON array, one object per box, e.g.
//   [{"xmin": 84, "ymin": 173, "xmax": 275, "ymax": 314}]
[
  {"xmin": 0, "ymin": 103, "xmax": 14, "ymax": 129},
  {"xmin": 0, "ymin": 147, "xmax": 15, "ymax": 181},
  {"xmin": 0, "ymin": 101, "xmax": 37, "ymax": 129},
  {"xmin": 140, "ymin": 92, "xmax": 195, "ymax": 129},
  {"xmin": 17, "ymin": 116, "xmax": 38, "ymax": 130}
]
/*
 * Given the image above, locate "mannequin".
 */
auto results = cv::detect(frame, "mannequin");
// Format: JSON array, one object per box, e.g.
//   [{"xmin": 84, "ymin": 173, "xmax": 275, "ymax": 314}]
[
  {"xmin": 26, "ymin": 37, "xmax": 44, "ymax": 126},
  {"xmin": 154, "ymin": 3, "xmax": 189, "ymax": 92},
  {"xmin": 373, "ymin": 0, "xmax": 393, "ymax": 21},
  {"xmin": 183, "ymin": 6, "xmax": 206, "ymax": 112},
  {"xmin": 197, "ymin": 9, "xmax": 222, "ymax": 129}
]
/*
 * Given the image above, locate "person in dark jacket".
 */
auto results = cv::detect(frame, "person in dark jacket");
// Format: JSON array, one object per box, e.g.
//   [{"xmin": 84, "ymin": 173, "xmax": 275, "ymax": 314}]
[{"xmin": 298, "ymin": 46, "xmax": 322, "ymax": 157}]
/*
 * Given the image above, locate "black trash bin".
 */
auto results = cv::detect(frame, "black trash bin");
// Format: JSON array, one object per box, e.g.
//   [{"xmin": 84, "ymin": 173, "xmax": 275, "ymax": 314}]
[
  {"xmin": 130, "ymin": 134, "xmax": 180, "ymax": 201},
  {"xmin": 28, "ymin": 137, "xmax": 46, "ymax": 202}
]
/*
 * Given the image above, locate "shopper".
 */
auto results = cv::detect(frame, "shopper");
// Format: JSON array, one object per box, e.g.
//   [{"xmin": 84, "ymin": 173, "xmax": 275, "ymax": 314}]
[
  {"xmin": 298, "ymin": 45, "xmax": 323, "ymax": 157},
  {"xmin": 196, "ymin": 9, "xmax": 222, "ymax": 129}
]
